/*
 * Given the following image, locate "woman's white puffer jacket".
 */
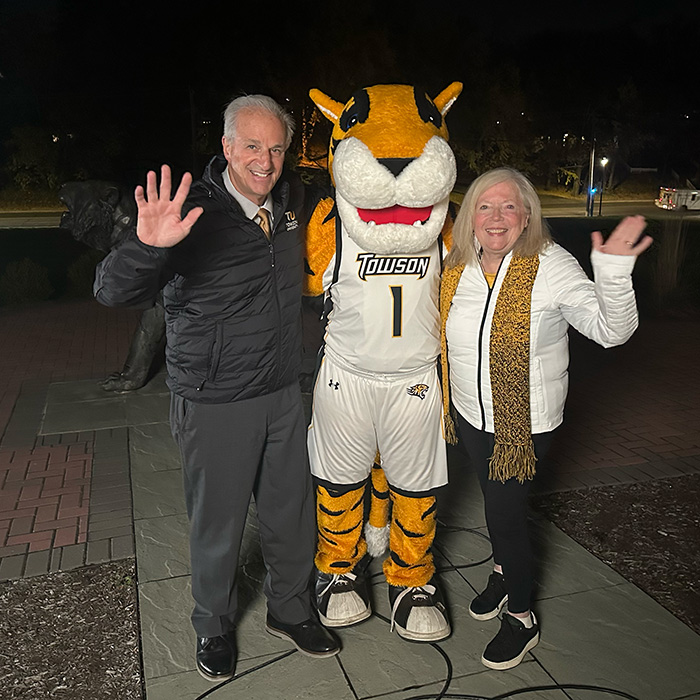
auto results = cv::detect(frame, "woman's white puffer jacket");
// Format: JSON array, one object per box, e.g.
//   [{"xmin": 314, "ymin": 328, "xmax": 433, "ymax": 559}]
[{"xmin": 446, "ymin": 243, "xmax": 639, "ymax": 434}]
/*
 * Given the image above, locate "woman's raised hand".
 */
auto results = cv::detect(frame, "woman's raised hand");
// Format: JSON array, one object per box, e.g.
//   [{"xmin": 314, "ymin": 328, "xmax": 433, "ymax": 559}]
[{"xmin": 591, "ymin": 215, "xmax": 653, "ymax": 257}]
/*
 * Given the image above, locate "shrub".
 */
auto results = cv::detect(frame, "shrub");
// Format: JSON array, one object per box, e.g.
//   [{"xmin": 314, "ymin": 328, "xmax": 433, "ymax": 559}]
[
  {"xmin": 65, "ymin": 249, "xmax": 105, "ymax": 298},
  {"xmin": 0, "ymin": 258, "xmax": 54, "ymax": 305}
]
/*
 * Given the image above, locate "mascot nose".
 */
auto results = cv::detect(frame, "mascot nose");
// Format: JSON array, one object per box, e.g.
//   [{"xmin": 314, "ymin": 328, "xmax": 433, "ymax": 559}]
[{"xmin": 378, "ymin": 158, "xmax": 414, "ymax": 177}]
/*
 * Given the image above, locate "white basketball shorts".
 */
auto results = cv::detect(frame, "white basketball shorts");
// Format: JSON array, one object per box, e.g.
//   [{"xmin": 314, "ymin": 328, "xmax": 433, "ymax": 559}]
[{"xmin": 307, "ymin": 349, "xmax": 448, "ymax": 492}]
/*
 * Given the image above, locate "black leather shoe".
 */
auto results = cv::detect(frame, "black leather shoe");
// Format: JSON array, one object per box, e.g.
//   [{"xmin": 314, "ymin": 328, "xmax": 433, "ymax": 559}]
[
  {"xmin": 265, "ymin": 614, "xmax": 341, "ymax": 657},
  {"xmin": 196, "ymin": 632, "xmax": 236, "ymax": 681}
]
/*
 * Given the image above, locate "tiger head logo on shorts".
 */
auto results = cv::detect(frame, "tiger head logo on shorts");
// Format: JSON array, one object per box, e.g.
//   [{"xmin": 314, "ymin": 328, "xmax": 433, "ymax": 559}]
[
  {"xmin": 407, "ymin": 383, "xmax": 430, "ymax": 400},
  {"xmin": 309, "ymin": 83, "xmax": 462, "ymax": 256}
]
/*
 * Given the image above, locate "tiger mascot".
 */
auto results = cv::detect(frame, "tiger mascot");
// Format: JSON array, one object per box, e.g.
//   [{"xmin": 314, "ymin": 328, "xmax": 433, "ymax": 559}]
[{"xmin": 305, "ymin": 82, "xmax": 462, "ymax": 642}]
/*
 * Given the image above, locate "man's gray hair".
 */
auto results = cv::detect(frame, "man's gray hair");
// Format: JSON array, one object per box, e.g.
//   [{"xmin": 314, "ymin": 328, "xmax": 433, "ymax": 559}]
[{"xmin": 223, "ymin": 95, "xmax": 295, "ymax": 149}]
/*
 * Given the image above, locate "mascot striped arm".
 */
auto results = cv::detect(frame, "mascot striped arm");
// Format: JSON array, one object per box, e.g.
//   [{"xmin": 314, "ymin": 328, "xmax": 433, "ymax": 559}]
[{"xmin": 305, "ymin": 83, "xmax": 462, "ymax": 642}]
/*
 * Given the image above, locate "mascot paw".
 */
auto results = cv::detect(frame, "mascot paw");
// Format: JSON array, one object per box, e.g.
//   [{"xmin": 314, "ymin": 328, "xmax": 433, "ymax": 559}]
[
  {"xmin": 389, "ymin": 581, "xmax": 451, "ymax": 642},
  {"xmin": 364, "ymin": 522, "xmax": 390, "ymax": 558},
  {"xmin": 101, "ymin": 371, "xmax": 147, "ymax": 393},
  {"xmin": 315, "ymin": 563, "xmax": 372, "ymax": 628}
]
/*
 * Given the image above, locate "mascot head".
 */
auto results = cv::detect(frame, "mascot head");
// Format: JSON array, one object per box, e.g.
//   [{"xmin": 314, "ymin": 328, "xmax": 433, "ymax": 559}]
[{"xmin": 310, "ymin": 82, "xmax": 462, "ymax": 254}]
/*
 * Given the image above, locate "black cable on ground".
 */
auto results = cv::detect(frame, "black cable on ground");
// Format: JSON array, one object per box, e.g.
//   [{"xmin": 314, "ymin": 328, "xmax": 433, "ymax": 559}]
[
  {"xmin": 193, "ymin": 649, "xmax": 296, "ymax": 700},
  {"xmin": 190, "ymin": 525, "xmax": 643, "ymax": 700},
  {"xmin": 402, "ymin": 686, "xmax": 642, "ymax": 700}
]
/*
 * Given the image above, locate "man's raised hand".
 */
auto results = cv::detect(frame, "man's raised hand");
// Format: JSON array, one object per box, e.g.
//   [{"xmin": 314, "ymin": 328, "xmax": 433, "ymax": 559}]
[{"xmin": 135, "ymin": 165, "xmax": 203, "ymax": 248}]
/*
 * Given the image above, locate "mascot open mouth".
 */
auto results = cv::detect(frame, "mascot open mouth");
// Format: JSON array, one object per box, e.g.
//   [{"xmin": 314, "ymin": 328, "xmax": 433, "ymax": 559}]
[{"xmin": 357, "ymin": 205, "xmax": 433, "ymax": 226}]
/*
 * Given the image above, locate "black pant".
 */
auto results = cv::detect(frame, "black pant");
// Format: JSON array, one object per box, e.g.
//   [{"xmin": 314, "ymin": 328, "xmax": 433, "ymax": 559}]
[
  {"xmin": 170, "ymin": 383, "xmax": 316, "ymax": 637},
  {"xmin": 456, "ymin": 413, "xmax": 554, "ymax": 613}
]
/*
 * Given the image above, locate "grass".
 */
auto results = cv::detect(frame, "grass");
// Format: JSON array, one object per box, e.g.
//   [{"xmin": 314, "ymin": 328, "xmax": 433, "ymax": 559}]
[{"xmin": 0, "ymin": 187, "xmax": 65, "ymax": 211}]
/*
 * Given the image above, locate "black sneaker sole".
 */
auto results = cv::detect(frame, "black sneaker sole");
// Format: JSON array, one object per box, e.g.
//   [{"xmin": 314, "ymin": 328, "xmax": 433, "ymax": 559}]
[
  {"xmin": 481, "ymin": 630, "xmax": 539, "ymax": 670},
  {"xmin": 468, "ymin": 593, "xmax": 508, "ymax": 621}
]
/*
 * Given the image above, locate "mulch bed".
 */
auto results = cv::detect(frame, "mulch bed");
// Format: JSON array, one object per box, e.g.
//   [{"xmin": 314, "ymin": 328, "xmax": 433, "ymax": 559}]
[
  {"xmin": 531, "ymin": 472, "xmax": 700, "ymax": 635},
  {"xmin": 0, "ymin": 560, "xmax": 142, "ymax": 700}
]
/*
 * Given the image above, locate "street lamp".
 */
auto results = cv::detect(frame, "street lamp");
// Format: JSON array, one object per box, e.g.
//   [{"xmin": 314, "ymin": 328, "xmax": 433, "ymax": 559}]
[
  {"xmin": 598, "ymin": 157, "xmax": 609, "ymax": 215},
  {"xmin": 586, "ymin": 139, "xmax": 596, "ymax": 216}
]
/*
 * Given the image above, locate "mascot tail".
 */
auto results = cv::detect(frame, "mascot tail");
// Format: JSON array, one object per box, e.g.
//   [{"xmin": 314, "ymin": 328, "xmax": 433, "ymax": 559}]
[{"xmin": 365, "ymin": 459, "xmax": 391, "ymax": 557}]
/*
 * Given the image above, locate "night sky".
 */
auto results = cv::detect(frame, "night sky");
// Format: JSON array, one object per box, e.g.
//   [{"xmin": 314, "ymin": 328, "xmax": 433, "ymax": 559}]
[{"xmin": 1, "ymin": 0, "xmax": 699, "ymax": 184}]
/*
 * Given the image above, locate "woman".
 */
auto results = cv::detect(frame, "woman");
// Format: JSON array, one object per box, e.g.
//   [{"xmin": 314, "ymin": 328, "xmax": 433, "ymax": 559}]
[{"xmin": 440, "ymin": 168, "xmax": 651, "ymax": 670}]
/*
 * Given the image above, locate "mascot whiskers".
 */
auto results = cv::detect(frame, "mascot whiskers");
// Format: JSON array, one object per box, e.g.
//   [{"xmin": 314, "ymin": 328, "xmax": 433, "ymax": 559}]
[{"xmin": 305, "ymin": 83, "xmax": 461, "ymax": 642}]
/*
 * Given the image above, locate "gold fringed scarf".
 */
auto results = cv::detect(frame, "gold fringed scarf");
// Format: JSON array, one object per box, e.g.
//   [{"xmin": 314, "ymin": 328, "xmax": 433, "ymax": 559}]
[{"xmin": 488, "ymin": 254, "xmax": 540, "ymax": 483}]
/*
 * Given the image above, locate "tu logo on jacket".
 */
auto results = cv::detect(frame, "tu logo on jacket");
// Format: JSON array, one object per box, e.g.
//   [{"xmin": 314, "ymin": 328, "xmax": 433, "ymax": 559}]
[{"xmin": 285, "ymin": 210, "xmax": 299, "ymax": 231}]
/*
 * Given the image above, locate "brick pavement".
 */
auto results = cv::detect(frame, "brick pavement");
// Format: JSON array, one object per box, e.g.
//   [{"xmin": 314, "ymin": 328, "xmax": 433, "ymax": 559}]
[
  {"xmin": 1, "ymin": 298, "xmax": 699, "ymax": 581},
  {"xmin": 0, "ymin": 300, "xmax": 140, "ymax": 580},
  {"xmin": 535, "ymin": 316, "xmax": 700, "ymax": 492}
]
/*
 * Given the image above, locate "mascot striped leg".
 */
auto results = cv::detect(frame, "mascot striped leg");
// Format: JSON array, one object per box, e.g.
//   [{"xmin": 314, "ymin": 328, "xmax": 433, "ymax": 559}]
[
  {"xmin": 384, "ymin": 490, "xmax": 450, "ymax": 642},
  {"xmin": 314, "ymin": 483, "xmax": 372, "ymax": 627}
]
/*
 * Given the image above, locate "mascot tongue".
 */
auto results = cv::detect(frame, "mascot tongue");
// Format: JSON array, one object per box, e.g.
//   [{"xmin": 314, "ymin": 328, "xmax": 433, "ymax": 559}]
[{"xmin": 357, "ymin": 204, "xmax": 432, "ymax": 225}]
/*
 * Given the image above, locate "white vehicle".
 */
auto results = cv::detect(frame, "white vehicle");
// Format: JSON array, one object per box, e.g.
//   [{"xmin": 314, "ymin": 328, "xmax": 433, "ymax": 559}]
[{"xmin": 655, "ymin": 186, "xmax": 700, "ymax": 210}]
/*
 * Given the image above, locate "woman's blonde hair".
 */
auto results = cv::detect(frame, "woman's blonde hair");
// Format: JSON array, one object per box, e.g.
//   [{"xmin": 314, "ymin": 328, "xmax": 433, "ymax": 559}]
[{"xmin": 445, "ymin": 167, "xmax": 552, "ymax": 268}]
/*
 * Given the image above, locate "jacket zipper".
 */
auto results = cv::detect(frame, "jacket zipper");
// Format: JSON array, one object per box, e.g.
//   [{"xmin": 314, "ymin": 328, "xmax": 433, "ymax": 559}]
[
  {"xmin": 476, "ymin": 258, "xmax": 504, "ymax": 430},
  {"xmin": 269, "ymin": 234, "xmax": 282, "ymax": 389},
  {"xmin": 197, "ymin": 321, "xmax": 223, "ymax": 392}
]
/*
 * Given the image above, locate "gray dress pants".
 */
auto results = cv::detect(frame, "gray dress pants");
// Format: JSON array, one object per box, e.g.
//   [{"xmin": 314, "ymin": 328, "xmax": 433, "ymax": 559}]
[{"xmin": 170, "ymin": 383, "xmax": 316, "ymax": 637}]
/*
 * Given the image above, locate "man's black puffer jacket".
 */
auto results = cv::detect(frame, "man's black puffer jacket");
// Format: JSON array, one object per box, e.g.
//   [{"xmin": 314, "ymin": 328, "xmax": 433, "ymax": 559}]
[{"xmin": 94, "ymin": 155, "xmax": 305, "ymax": 404}]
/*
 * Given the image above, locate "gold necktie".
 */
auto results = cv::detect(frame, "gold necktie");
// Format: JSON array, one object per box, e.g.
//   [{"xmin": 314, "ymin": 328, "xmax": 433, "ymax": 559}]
[{"xmin": 257, "ymin": 208, "xmax": 271, "ymax": 239}]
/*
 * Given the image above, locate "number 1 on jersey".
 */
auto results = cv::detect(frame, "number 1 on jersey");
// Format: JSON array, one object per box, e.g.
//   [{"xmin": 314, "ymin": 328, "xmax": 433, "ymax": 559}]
[{"xmin": 390, "ymin": 286, "xmax": 402, "ymax": 337}]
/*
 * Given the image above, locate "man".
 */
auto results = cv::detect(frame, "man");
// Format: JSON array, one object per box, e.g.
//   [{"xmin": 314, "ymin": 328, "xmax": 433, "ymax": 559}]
[{"xmin": 94, "ymin": 95, "xmax": 339, "ymax": 682}]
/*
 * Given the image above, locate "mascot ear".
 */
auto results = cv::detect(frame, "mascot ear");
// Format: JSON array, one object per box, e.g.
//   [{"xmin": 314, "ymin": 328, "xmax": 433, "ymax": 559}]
[
  {"xmin": 309, "ymin": 88, "xmax": 344, "ymax": 125},
  {"xmin": 433, "ymin": 82, "xmax": 463, "ymax": 117}
]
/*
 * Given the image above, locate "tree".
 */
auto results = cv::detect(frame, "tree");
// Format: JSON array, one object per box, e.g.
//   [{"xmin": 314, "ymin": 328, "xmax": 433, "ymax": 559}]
[{"xmin": 5, "ymin": 125, "xmax": 60, "ymax": 191}]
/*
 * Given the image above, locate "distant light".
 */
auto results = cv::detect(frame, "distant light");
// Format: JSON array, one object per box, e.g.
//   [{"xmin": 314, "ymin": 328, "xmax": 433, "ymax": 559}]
[
  {"xmin": 52, "ymin": 135, "xmax": 59, "ymax": 143},
  {"xmin": 496, "ymin": 121, "xmax": 500, "ymax": 125},
  {"xmin": 590, "ymin": 187, "xmax": 597, "ymax": 194},
  {"xmin": 600, "ymin": 157, "xmax": 609, "ymax": 167}
]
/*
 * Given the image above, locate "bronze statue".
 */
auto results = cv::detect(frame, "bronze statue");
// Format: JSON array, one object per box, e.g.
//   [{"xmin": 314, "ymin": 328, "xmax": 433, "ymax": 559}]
[{"xmin": 59, "ymin": 180, "xmax": 165, "ymax": 392}]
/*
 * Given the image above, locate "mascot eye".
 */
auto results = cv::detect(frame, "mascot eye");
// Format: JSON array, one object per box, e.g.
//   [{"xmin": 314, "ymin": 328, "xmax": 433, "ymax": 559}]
[
  {"xmin": 339, "ymin": 89, "xmax": 370, "ymax": 132},
  {"xmin": 340, "ymin": 109, "xmax": 362, "ymax": 131},
  {"xmin": 414, "ymin": 88, "xmax": 443, "ymax": 129}
]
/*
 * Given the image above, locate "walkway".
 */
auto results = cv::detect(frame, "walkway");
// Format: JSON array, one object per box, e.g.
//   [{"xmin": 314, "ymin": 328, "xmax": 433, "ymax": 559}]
[{"xmin": 0, "ymin": 298, "xmax": 699, "ymax": 699}]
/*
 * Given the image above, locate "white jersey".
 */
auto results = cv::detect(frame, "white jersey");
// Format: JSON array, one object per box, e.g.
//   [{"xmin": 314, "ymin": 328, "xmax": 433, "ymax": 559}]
[{"xmin": 322, "ymin": 227, "xmax": 442, "ymax": 373}]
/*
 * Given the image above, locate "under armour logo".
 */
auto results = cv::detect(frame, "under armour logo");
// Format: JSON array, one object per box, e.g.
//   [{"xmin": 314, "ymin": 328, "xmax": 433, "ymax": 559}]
[{"xmin": 329, "ymin": 379, "xmax": 340, "ymax": 390}]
